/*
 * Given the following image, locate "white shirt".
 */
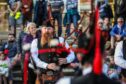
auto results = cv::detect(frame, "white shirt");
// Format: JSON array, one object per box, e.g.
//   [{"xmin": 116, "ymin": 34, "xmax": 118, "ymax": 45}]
[
  {"xmin": 56, "ymin": 77, "xmax": 71, "ymax": 84},
  {"xmin": 0, "ymin": 58, "xmax": 9, "ymax": 77},
  {"xmin": 114, "ymin": 41, "xmax": 126, "ymax": 69},
  {"xmin": 30, "ymin": 37, "xmax": 75, "ymax": 69}
]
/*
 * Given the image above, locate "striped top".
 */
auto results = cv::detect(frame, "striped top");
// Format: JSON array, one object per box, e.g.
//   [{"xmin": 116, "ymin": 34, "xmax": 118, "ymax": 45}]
[{"xmin": 48, "ymin": 0, "xmax": 64, "ymax": 12}]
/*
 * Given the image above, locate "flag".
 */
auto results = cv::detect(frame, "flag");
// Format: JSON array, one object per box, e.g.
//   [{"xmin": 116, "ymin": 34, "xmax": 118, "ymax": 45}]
[
  {"xmin": 24, "ymin": 52, "xmax": 30, "ymax": 84},
  {"xmin": 93, "ymin": 7, "xmax": 102, "ymax": 75}
]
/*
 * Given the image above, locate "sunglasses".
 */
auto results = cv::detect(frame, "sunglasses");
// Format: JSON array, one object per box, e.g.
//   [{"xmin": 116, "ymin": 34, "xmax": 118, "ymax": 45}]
[{"xmin": 118, "ymin": 21, "xmax": 124, "ymax": 23}]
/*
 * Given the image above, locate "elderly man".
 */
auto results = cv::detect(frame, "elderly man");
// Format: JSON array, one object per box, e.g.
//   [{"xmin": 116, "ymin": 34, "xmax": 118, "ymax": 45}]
[{"xmin": 110, "ymin": 17, "xmax": 126, "ymax": 54}]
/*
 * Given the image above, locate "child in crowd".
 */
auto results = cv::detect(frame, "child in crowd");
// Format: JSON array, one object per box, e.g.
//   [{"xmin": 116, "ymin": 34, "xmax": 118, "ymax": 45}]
[
  {"xmin": 108, "ymin": 57, "xmax": 119, "ymax": 80},
  {"xmin": 103, "ymin": 56, "xmax": 120, "ymax": 80},
  {"xmin": 0, "ymin": 53, "xmax": 9, "ymax": 84}
]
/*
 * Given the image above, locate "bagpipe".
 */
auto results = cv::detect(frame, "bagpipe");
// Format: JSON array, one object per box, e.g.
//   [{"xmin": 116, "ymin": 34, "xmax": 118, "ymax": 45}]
[
  {"xmin": 64, "ymin": 0, "xmax": 104, "ymax": 75},
  {"xmin": 47, "ymin": 39, "xmax": 70, "ymax": 65},
  {"xmin": 37, "ymin": 38, "xmax": 88, "ymax": 65},
  {"xmin": 34, "ymin": 38, "xmax": 91, "ymax": 84}
]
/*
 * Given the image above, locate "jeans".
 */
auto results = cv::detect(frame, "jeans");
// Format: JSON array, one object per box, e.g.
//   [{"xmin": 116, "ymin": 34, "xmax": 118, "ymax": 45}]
[
  {"xmin": 52, "ymin": 12, "xmax": 62, "ymax": 36},
  {"xmin": 9, "ymin": 13, "xmax": 23, "ymax": 27},
  {"xmin": 66, "ymin": 13, "xmax": 78, "ymax": 36}
]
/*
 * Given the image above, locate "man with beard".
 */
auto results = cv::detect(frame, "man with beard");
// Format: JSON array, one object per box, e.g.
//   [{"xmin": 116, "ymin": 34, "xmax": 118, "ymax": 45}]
[
  {"xmin": 30, "ymin": 25, "xmax": 75, "ymax": 84},
  {"xmin": 0, "ymin": 33, "xmax": 19, "ymax": 84}
]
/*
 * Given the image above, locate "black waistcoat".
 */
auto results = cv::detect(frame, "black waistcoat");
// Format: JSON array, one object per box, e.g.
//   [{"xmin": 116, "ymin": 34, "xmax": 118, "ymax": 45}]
[
  {"xmin": 37, "ymin": 38, "xmax": 52, "ymax": 73},
  {"xmin": 37, "ymin": 38, "xmax": 50, "ymax": 64},
  {"xmin": 37, "ymin": 38, "xmax": 61, "ymax": 75}
]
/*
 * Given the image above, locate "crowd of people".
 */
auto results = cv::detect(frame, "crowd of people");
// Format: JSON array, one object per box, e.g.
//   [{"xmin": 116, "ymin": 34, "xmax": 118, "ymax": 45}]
[
  {"xmin": 0, "ymin": 0, "xmax": 126, "ymax": 84},
  {"xmin": 6, "ymin": 0, "xmax": 79, "ymax": 37}
]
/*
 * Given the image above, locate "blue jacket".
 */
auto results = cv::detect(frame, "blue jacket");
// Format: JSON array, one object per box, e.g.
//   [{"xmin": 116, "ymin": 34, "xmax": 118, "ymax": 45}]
[
  {"xmin": 17, "ymin": 31, "xmax": 27, "ymax": 54},
  {"xmin": 0, "ymin": 41, "xmax": 17, "ymax": 58},
  {"xmin": 110, "ymin": 24, "xmax": 126, "ymax": 37}
]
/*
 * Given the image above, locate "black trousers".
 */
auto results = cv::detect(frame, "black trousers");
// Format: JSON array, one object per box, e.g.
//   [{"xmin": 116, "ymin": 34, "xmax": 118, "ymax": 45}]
[{"xmin": 28, "ymin": 68, "xmax": 37, "ymax": 84}]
